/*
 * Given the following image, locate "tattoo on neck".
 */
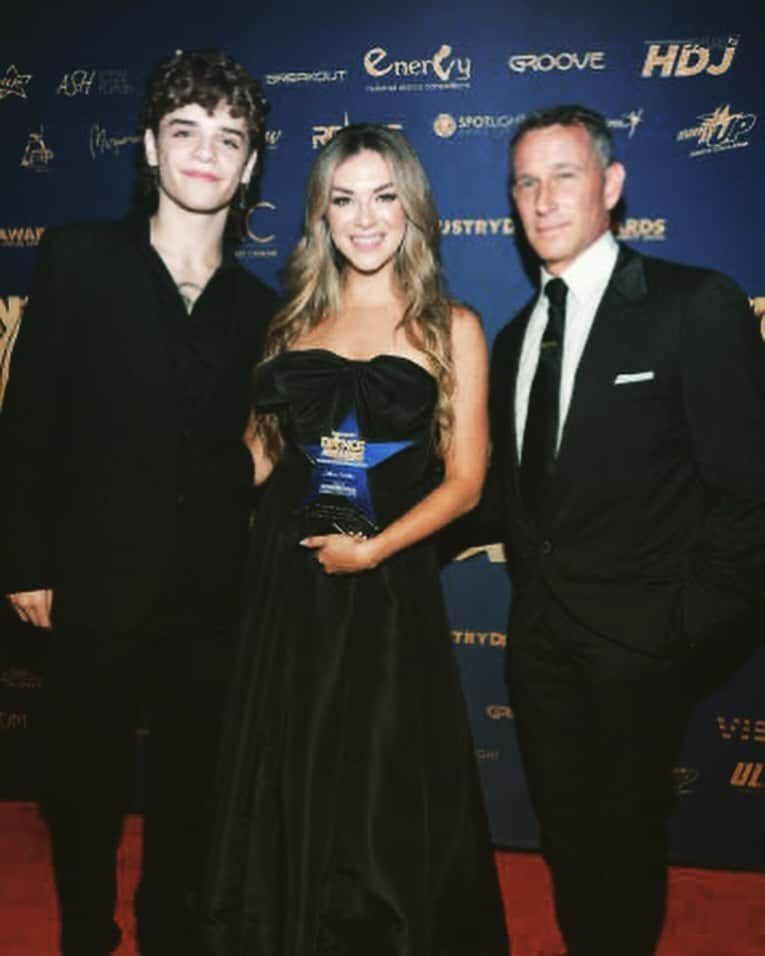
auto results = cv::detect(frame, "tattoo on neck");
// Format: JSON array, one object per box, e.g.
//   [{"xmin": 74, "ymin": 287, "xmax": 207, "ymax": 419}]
[{"xmin": 177, "ymin": 281, "xmax": 202, "ymax": 315}]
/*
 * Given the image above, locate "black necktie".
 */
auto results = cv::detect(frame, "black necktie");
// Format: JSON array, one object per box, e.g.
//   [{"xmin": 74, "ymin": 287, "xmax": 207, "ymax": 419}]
[{"xmin": 520, "ymin": 277, "xmax": 567, "ymax": 521}]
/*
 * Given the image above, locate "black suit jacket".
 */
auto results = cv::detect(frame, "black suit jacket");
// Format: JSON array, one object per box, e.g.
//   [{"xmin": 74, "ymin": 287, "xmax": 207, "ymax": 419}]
[
  {"xmin": 487, "ymin": 244, "xmax": 765, "ymax": 656},
  {"xmin": 0, "ymin": 218, "xmax": 279, "ymax": 633}
]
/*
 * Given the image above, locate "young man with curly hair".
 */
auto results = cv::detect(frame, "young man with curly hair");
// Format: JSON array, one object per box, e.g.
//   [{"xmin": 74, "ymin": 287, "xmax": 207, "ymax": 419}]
[{"xmin": 0, "ymin": 49, "xmax": 278, "ymax": 955}]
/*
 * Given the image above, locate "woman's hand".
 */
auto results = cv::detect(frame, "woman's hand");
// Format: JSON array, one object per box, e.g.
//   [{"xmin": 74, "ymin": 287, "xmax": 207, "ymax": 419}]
[{"xmin": 300, "ymin": 533, "xmax": 381, "ymax": 574}]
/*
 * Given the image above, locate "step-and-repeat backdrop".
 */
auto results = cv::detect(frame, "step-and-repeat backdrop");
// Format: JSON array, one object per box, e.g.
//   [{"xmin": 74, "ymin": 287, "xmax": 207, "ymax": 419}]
[{"xmin": 1, "ymin": 0, "xmax": 763, "ymax": 869}]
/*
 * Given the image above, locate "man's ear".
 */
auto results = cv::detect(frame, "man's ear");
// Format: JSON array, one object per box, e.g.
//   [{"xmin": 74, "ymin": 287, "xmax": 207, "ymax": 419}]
[
  {"xmin": 604, "ymin": 161, "xmax": 626, "ymax": 211},
  {"xmin": 241, "ymin": 149, "xmax": 258, "ymax": 185},
  {"xmin": 144, "ymin": 129, "xmax": 158, "ymax": 168}
]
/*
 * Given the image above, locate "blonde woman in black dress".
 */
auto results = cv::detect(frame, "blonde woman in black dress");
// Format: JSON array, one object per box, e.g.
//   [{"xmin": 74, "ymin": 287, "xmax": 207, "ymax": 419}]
[{"xmin": 202, "ymin": 124, "xmax": 509, "ymax": 956}]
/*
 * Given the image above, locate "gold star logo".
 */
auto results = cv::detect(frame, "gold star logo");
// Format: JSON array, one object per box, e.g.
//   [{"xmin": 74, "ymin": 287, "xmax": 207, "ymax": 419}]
[{"xmin": 0, "ymin": 64, "xmax": 32, "ymax": 100}]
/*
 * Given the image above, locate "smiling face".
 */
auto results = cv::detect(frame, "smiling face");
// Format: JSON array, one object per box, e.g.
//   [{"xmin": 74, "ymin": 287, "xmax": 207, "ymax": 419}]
[
  {"xmin": 512, "ymin": 123, "xmax": 625, "ymax": 275},
  {"xmin": 325, "ymin": 148, "xmax": 408, "ymax": 277},
  {"xmin": 144, "ymin": 100, "xmax": 257, "ymax": 216}
]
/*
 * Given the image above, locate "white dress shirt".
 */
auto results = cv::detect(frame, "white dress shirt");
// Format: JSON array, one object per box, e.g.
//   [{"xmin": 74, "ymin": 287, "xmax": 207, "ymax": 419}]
[{"xmin": 515, "ymin": 230, "xmax": 619, "ymax": 458}]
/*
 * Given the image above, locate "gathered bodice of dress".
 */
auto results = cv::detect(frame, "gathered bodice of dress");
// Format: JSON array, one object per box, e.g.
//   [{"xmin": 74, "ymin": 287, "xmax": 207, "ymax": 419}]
[{"xmin": 252, "ymin": 349, "xmax": 442, "ymax": 527}]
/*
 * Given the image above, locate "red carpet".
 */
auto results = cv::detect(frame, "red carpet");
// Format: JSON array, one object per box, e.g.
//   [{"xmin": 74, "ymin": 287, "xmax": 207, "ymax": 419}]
[{"xmin": 1, "ymin": 801, "xmax": 763, "ymax": 955}]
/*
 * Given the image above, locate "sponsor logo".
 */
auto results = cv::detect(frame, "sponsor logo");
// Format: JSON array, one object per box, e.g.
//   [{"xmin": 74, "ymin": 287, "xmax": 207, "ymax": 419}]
[
  {"xmin": 476, "ymin": 749, "xmax": 500, "ymax": 761},
  {"xmin": 434, "ymin": 111, "xmax": 526, "ymax": 139},
  {"xmin": 0, "ymin": 226, "xmax": 45, "ymax": 248},
  {"xmin": 88, "ymin": 123, "xmax": 141, "ymax": 160},
  {"xmin": 717, "ymin": 716, "xmax": 765, "ymax": 743},
  {"xmin": 676, "ymin": 104, "xmax": 756, "ymax": 157},
  {"xmin": 672, "ymin": 766, "xmax": 699, "ymax": 796},
  {"xmin": 364, "ymin": 43, "xmax": 471, "ymax": 93},
  {"xmin": 313, "ymin": 111, "xmax": 402, "ymax": 150},
  {"xmin": 434, "ymin": 113, "xmax": 458, "ymax": 138},
  {"xmin": 236, "ymin": 202, "xmax": 278, "ymax": 260},
  {"xmin": 452, "ymin": 630, "xmax": 507, "ymax": 648},
  {"xmin": 440, "ymin": 217, "xmax": 515, "ymax": 238},
  {"xmin": 641, "ymin": 35, "xmax": 739, "ymax": 78},
  {"xmin": 97, "ymin": 70, "xmax": 132, "ymax": 95},
  {"xmin": 57, "ymin": 69, "xmax": 95, "ymax": 96},
  {"xmin": 58, "ymin": 69, "xmax": 133, "ymax": 96},
  {"xmin": 617, "ymin": 218, "xmax": 666, "ymax": 242},
  {"xmin": 0, "ymin": 64, "xmax": 32, "ymax": 100},
  {"xmin": 730, "ymin": 761, "xmax": 765, "ymax": 791},
  {"xmin": 0, "ymin": 711, "xmax": 28, "ymax": 730},
  {"xmin": 0, "ymin": 667, "xmax": 42, "ymax": 690},
  {"xmin": 265, "ymin": 129, "xmax": 283, "ymax": 150},
  {"xmin": 508, "ymin": 50, "xmax": 606, "ymax": 73},
  {"xmin": 246, "ymin": 202, "xmax": 276, "ymax": 244},
  {"xmin": 454, "ymin": 543, "xmax": 506, "ymax": 563},
  {"xmin": 433, "ymin": 107, "xmax": 641, "ymax": 143},
  {"xmin": 485, "ymin": 705, "xmax": 514, "ymax": 720},
  {"xmin": 265, "ymin": 69, "xmax": 347, "ymax": 86},
  {"xmin": 607, "ymin": 108, "xmax": 644, "ymax": 139},
  {"xmin": 20, "ymin": 126, "xmax": 53, "ymax": 172}
]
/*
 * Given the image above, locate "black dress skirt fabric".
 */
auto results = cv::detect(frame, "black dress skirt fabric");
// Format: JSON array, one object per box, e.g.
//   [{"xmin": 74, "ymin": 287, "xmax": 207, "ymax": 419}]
[{"xmin": 201, "ymin": 349, "xmax": 509, "ymax": 955}]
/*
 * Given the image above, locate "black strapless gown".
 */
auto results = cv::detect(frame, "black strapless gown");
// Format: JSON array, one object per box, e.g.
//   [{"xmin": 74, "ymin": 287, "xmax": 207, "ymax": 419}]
[{"xmin": 201, "ymin": 350, "xmax": 509, "ymax": 955}]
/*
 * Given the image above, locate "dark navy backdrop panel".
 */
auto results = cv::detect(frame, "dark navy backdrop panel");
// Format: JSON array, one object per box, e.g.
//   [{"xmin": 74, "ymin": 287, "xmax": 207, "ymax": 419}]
[{"xmin": 1, "ymin": 0, "xmax": 763, "ymax": 869}]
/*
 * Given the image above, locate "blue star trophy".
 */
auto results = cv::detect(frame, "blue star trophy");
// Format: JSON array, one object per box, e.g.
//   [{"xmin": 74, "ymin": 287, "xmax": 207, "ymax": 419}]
[{"xmin": 300, "ymin": 408, "xmax": 412, "ymax": 536}]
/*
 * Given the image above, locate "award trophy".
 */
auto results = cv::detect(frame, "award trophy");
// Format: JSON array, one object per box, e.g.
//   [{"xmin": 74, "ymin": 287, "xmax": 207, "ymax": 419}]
[{"xmin": 300, "ymin": 408, "xmax": 412, "ymax": 536}]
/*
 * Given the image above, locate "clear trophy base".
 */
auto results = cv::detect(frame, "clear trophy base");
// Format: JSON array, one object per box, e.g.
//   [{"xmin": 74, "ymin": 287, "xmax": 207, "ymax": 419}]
[{"xmin": 301, "ymin": 495, "xmax": 380, "ymax": 537}]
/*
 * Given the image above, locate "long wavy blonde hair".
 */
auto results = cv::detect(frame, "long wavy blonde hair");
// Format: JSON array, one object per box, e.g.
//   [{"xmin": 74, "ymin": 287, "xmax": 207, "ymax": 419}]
[{"xmin": 257, "ymin": 123, "xmax": 455, "ymax": 461}]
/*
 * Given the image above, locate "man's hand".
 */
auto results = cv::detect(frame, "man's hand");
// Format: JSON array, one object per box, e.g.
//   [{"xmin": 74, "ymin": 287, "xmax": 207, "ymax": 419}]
[
  {"xmin": 8, "ymin": 589, "xmax": 53, "ymax": 629},
  {"xmin": 750, "ymin": 296, "xmax": 765, "ymax": 341}
]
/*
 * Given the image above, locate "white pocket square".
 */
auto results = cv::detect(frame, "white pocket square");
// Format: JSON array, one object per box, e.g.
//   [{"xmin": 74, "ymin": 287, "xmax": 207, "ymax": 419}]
[{"xmin": 614, "ymin": 371, "xmax": 655, "ymax": 385}]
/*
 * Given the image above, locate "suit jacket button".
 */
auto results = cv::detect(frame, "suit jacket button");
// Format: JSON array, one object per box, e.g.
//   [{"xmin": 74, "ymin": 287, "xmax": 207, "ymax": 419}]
[{"xmin": 541, "ymin": 539, "xmax": 553, "ymax": 556}]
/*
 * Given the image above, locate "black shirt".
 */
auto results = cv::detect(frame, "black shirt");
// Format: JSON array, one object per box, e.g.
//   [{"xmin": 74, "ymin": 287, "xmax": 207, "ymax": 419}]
[{"xmin": 138, "ymin": 219, "xmax": 241, "ymax": 429}]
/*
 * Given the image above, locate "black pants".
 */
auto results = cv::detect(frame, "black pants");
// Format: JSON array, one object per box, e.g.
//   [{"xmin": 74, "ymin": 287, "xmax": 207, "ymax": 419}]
[
  {"xmin": 39, "ymin": 601, "xmax": 234, "ymax": 956},
  {"xmin": 506, "ymin": 594, "xmax": 690, "ymax": 956}
]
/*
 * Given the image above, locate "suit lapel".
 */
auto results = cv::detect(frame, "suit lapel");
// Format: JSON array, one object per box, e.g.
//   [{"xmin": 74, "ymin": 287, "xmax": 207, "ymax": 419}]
[
  {"xmin": 553, "ymin": 245, "xmax": 648, "ymax": 478},
  {"xmin": 117, "ymin": 220, "xmax": 179, "ymax": 390}
]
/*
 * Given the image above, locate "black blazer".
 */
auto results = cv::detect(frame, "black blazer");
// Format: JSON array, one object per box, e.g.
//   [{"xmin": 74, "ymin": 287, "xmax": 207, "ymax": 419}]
[
  {"xmin": 487, "ymin": 244, "xmax": 765, "ymax": 655},
  {"xmin": 0, "ymin": 219, "xmax": 279, "ymax": 633}
]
